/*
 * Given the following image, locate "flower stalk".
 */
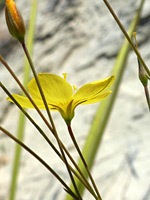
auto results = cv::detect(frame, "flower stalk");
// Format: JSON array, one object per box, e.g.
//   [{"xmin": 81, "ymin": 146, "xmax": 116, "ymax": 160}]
[
  {"xmin": 21, "ymin": 42, "xmax": 55, "ymax": 131},
  {"xmin": 67, "ymin": 124, "xmax": 102, "ymax": 200},
  {"xmin": 21, "ymin": 43, "xmax": 82, "ymax": 199}
]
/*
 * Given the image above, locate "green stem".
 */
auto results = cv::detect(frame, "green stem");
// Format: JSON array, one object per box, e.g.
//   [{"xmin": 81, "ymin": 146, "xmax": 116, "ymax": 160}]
[
  {"xmin": 67, "ymin": 125, "xmax": 102, "ymax": 200},
  {"xmin": 0, "ymin": 126, "xmax": 78, "ymax": 200},
  {"xmin": 103, "ymin": 0, "xmax": 150, "ymax": 77},
  {"xmin": 144, "ymin": 86, "xmax": 150, "ymax": 111},
  {"xmin": 22, "ymin": 42, "xmax": 54, "ymax": 131},
  {"xmin": 22, "ymin": 43, "xmax": 82, "ymax": 199},
  {"xmin": 23, "ymin": 0, "xmax": 38, "ymax": 88},
  {"xmin": 61, "ymin": 143, "xmax": 97, "ymax": 198}
]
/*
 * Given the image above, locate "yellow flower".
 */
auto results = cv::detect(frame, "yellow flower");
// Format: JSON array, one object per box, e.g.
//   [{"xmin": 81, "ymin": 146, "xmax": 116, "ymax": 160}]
[
  {"xmin": 7, "ymin": 73, "xmax": 115, "ymax": 124},
  {"xmin": 5, "ymin": 0, "xmax": 25, "ymax": 43}
]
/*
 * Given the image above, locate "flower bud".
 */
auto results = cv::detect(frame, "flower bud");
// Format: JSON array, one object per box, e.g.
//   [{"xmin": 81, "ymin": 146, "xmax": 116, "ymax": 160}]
[
  {"xmin": 5, "ymin": 0, "xmax": 25, "ymax": 43},
  {"xmin": 138, "ymin": 59, "xmax": 148, "ymax": 87}
]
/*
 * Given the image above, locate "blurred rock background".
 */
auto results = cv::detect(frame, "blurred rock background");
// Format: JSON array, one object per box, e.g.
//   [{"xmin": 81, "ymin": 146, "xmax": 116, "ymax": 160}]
[{"xmin": 0, "ymin": 0, "xmax": 150, "ymax": 199}]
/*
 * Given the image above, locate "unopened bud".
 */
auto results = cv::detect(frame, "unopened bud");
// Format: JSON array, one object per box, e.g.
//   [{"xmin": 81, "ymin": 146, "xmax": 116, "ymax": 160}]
[
  {"xmin": 138, "ymin": 59, "xmax": 148, "ymax": 87},
  {"xmin": 5, "ymin": 0, "xmax": 25, "ymax": 43},
  {"xmin": 133, "ymin": 32, "xmax": 148, "ymax": 87}
]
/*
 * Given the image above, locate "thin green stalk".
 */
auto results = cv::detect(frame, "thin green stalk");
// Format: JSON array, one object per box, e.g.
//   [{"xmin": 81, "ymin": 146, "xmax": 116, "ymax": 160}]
[
  {"xmin": 21, "ymin": 43, "xmax": 82, "ymax": 199},
  {"xmin": 103, "ymin": 0, "xmax": 150, "ymax": 77},
  {"xmin": 144, "ymin": 87, "xmax": 150, "ymax": 111},
  {"xmin": 59, "ymin": 143, "xmax": 98, "ymax": 198},
  {"xmin": 21, "ymin": 42, "xmax": 52, "ymax": 131},
  {"xmin": 23, "ymin": 0, "xmax": 38, "ymax": 88},
  {"xmin": 0, "ymin": 126, "xmax": 78, "ymax": 200},
  {"xmin": 9, "ymin": 1, "xmax": 39, "ymax": 200},
  {"xmin": 65, "ymin": 0, "xmax": 145, "ymax": 198},
  {"xmin": 67, "ymin": 125, "xmax": 102, "ymax": 200}
]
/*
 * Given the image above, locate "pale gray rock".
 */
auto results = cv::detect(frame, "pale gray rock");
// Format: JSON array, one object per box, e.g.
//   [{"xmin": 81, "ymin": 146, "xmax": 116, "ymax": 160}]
[{"xmin": 0, "ymin": 0, "xmax": 150, "ymax": 200}]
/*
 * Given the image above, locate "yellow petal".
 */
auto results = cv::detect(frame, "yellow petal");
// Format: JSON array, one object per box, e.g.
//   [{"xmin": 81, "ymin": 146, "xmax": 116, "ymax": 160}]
[
  {"xmin": 78, "ymin": 91, "xmax": 112, "ymax": 105},
  {"xmin": 28, "ymin": 73, "xmax": 73, "ymax": 106},
  {"xmin": 7, "ymin": 94, "xmax": 48, "ymax": 109},
  {"xmin": 73, "ymin": 76, "xmax": 115, "ymax": 106},
  {"xmin": 6, "ymin": 0, "xmax": 20, "ymax": 25}
]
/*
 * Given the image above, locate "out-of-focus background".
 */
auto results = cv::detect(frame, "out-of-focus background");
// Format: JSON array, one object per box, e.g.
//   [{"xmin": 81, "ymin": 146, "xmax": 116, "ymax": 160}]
[{"xmin": 0, "ymin": 0, "xmax": 150, "ymax": 199}]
